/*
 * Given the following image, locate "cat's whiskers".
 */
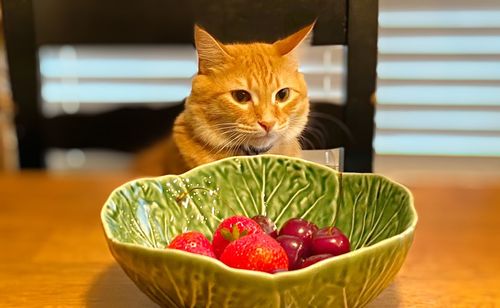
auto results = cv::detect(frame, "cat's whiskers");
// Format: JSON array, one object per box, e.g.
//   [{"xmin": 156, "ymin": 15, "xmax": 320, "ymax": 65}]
[
  {"xmin": 301, "ymin": 126, "xmax": 327, "ymax": 148},
  {"xmin": 298, "ymin": 111, "xmax": 356, "ymax": 149},
  {"xmin": 296, "ymin": 131, "xmax": 315, "ymax": 150},
  {"xmin": 231, "ymin": 133, "xmax": 251, "ymax": 155},
  {"xmin": 285, "ymin": 116, "xmax": 315, "ymax": 149},
  {"xmin": 308, "ymin": 112, "xmax": 353, "ymax": 141},
  {"xmin": 206, "ymin": 124, "xmax": 243, "ymax": 155},
  {"xmin": 237, "ymin": 124, "xmax": 256, "ymax": 130},
  {"xmin": 234, "ymin": 129, "xmax": 258, "ymax": 135},
  {"xmin": 215, "ymin": 132, "xmax": 247, "ymax": 156},
  {"xmin": 220, "ymin": 132, "xmax": 242, "ymax": 152},
  {"xmin": 210, "ymin": 123, "xmax": 238, "ymax": 133},
  {"xmin": 188, "ymin": 122, "xmax": 237, "ymax": 157},
  {"xmin": 205, "ymin": 127, "xmax": 240, "ymax": 156},
  {"xmin": 208, "ymin": 122, "xmax": 258, "ymax": 156},
  {"xmin": 273, "ymin": 123, "xmax": 288, "ymax": 136},
  {"xmin": 230, "ymin": 133, "xmax": 250, "ymax": 153}
]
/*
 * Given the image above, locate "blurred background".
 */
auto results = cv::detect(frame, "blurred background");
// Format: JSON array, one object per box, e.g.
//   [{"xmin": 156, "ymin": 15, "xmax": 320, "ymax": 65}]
[{"xmin": 0, "ymin": 0, "xmax": 499, "ymax": 184}]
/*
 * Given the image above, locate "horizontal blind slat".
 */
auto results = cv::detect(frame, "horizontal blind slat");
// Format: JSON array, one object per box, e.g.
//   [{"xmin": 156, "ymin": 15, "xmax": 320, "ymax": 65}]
[
  {"xmin": 379, "ymin": 36, "xmax": 500, "ymax": 55},
  {"xmin": 378, "ymin": 61, "xmax": 500, "ymax": 80},
  {"xmin": 380, "ymin": 11, "xmax": 500, "ymax": 28},
  {"xmin": 376, "ymin": 109, "xmax": 500, "ymax": 131},
  {"xmin": 375, "ymin": 132, "xmax": 500, "ymax": 156},
  {"xmin": 377, "ymin": 85, "xmax": 500, "ymax": 106}
]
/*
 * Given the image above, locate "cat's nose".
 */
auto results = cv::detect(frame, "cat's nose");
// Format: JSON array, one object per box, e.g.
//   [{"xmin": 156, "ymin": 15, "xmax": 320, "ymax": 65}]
[{"xmin": 258, "ymin": 120, "xmax": 276, "ymax": 133}]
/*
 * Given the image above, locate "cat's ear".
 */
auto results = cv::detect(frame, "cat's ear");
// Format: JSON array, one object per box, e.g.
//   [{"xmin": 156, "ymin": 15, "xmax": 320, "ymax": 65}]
[
  {"xmin": 273, "ymin": 22, "xmax": 315, "ymax": 56},
  {"xmin": 194, "ymin": 25, "xmax": 229, "ymax": 74}
]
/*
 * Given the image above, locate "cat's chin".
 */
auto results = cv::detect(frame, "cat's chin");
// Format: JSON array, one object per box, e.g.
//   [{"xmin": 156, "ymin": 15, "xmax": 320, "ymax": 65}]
[
  {"xmin": 241, "ymin": 144, "xmax": 273, "ymax": 156},
  {"xmin": 250, "ymin": 134, "xmax": 279, "ymax": 147}
]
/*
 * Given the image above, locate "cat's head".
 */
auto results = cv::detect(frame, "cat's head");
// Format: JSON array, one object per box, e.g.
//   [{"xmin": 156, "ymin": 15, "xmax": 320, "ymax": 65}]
[{"xmin": 186, "ymin": 23, "xmax": 313, "ymax": 154}]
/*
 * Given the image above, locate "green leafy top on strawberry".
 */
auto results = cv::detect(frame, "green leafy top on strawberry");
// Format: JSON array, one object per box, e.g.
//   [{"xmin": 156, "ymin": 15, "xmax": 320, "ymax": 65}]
[
  {"xmin": 220, "ymin": 224, "xmax": 249, "ymax": 242},
  {"xmin": 212, "ymin": 215, "xmax": 263, "ymax": 258}
]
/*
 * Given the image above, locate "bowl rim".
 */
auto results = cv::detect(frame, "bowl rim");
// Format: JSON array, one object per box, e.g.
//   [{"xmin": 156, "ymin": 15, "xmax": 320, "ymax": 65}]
[{"xmin": 101, "ymin": 154, "xmax": 418, "ymax": 279}]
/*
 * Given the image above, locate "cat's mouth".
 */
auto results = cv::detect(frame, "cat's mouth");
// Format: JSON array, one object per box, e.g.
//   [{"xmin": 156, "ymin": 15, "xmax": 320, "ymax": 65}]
[
  {"xmin": 228, "ymin": 131, "xmax": 279, "ymax": 155},
  {"xmin": 241, "ymin": 145, "xmax": 273, "ymax": 156}
]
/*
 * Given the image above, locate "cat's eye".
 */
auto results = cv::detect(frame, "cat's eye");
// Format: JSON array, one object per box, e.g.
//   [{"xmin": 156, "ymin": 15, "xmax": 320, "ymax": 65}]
[
  {"xmin": 231, "ymin": 90, "xmax": 252, "ymax": 103},
  {"xmin": 276, "ymin": 88, "xmax": 290, "ymax": 103}
]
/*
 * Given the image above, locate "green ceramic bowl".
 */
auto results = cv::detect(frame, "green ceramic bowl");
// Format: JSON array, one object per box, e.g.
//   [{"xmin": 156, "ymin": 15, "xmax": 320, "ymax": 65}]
[{"xmin": 101, "ymin": 155, "xmax": 417, "ymax": 307}]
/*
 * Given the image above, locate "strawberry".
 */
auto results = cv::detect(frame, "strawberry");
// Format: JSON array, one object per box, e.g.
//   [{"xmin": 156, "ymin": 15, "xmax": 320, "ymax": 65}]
[
  {"xmin": 219, "ymin": 233, "xmax": 289, "ymax": 273},
  {"xmin": 167, "ymin": 231, "xmax": 216, "ymax": 258},
  {"xmin": 212, "ymin": 215, "xmax": 263, "ymax": 258}
]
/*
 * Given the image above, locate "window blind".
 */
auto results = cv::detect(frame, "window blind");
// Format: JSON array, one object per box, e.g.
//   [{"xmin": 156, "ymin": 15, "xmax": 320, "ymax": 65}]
[{"xmin": 375, "ymin": 0, "xmax": 500, "ymax": 157}]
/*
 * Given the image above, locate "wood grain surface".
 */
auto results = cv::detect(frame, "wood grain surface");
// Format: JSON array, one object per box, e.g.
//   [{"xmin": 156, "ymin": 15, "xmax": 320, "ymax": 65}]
[{"xmin": 0, "ymin": 172, "xmax": 499, "ymax": 307}]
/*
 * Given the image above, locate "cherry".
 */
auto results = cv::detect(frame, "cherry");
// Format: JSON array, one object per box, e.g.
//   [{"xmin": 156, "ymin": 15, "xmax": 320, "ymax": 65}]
[
  {"xmin": 299, "ymin": 254, "xmax": 335, "ymax": 268},
  {"xmin": 251, "ymin": 215, "xmax": 278, "ymax": 238},
  {"xmin": 276, "ymin": 235, "xmax": 307, "ymax": 270},
  {"xmin": 279, "ymin": 218, "xmax": 318, "ymax": 255},
  {"xmin": 311, "ymin": 226, "xmax": 350, "ymax": 256}
]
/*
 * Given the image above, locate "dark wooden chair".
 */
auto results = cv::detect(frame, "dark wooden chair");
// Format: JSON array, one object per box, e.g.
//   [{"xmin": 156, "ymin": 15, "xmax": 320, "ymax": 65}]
[{"xmin": 1, "ymin": 0, "xmax": 378, "ymax": 172}]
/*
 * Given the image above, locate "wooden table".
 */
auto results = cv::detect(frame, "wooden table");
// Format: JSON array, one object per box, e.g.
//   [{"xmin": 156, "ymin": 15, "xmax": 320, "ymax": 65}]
[{"xmin": 1, "ymin": 172, "xmax": 499, "ymax": 307}]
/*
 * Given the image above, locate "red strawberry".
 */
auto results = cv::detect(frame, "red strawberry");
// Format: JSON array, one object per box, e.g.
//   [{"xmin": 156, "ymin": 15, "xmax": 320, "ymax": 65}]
[
  {"xmin": 219, "ymin": 233, "xmax": 289, "ymax": 273},
  {"xmin": 167, "ymin": 231, "xmax": 216, "ymax": 258},
  {"xmin": 212, "ymin": 215, "xmax": 263, "ymax": 258}
]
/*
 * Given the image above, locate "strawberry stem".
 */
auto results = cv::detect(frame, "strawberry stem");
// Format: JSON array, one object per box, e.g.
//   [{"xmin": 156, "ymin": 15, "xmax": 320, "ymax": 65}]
[
  {"xmin": 232, "ymin": 225, "xmax": 240, "ymax": 239},
  {"xmin": 220, "ymin": 225, "xmax": 250, "ymax": 242},
  {"xmin": 220, "ymin": 228, "xmax": 233, "ymax": 241}
]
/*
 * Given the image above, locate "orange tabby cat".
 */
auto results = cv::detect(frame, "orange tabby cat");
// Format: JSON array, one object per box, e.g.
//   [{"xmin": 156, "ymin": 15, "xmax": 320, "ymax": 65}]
[{"xmin": 134, "ymin": 23, "xmax": 313, "ymax": 175}]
